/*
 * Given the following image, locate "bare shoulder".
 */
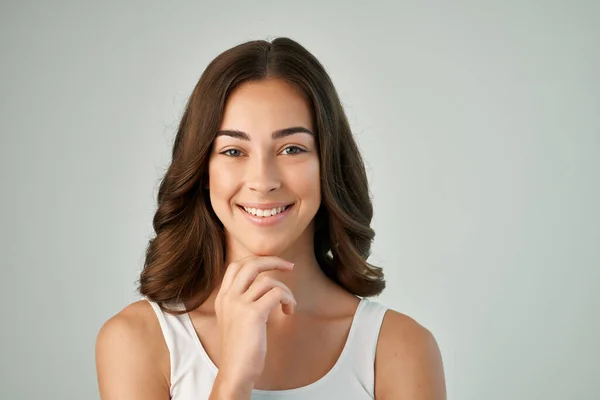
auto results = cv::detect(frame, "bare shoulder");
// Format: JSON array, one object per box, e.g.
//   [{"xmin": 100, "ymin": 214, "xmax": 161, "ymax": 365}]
[
  {"xmin": 95, "ymin": 300, "xmax": 170, "ymax": 400},
  {"xmin": 374, "ymin": 309, "xmax": 446, "ymax": 400}
]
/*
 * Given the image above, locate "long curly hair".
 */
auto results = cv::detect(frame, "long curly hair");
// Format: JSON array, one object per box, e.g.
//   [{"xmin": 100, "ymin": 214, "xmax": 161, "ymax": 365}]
[{"xmin": 136, "ymin": 37, "xmax": 385, "ymax": 315}]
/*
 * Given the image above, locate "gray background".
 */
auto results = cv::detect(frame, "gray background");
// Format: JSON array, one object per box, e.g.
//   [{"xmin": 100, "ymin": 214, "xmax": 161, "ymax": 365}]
[{"xmin": 1, "ymin": 1, "xmax": 598, "ymax": 399}]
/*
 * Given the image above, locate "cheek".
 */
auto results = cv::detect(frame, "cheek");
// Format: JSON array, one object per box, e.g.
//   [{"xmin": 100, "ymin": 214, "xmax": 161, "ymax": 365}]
[
  {"xmin": 208, "ymin": 161, "xmax": 237, "ymax": 204},
  {"xmin": 290, "ymin": 160, "xmax": 321, "ymax": 202}
]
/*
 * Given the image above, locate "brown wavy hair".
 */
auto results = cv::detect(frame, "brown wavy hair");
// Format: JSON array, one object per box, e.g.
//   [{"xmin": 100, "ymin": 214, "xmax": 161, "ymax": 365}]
[{"xmin": 136, "ymin": 37, "xmax": 385, "ymax": 315}]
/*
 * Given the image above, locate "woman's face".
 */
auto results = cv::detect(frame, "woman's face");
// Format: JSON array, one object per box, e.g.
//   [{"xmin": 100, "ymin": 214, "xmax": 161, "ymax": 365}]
[{"xmin": 208, "ymin": 78, "xmax": 321, "ymax": 257}]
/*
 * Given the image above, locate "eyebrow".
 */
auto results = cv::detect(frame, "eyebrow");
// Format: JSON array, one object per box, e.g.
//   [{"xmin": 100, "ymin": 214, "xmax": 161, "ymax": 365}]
[{"xmin": 215, "ymin": 126, "xmax": 314, "ymax": 141}]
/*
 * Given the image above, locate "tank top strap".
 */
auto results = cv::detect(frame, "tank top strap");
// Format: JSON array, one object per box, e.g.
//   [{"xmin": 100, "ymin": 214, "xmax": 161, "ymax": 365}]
[
  {"xmin": 345, "ymin": 298, "xmax": 389, "ymax": 396},
  {"xmin": 146, "ymin": 299, "xmax": 209, "ymax": 396}
]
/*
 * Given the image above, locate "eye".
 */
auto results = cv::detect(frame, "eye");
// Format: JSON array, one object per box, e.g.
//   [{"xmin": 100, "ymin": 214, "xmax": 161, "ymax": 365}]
[
  {"xmin": 281, "ymin": 146, "xmax": 306, "ymax": 156},
  {"xmin": 220, "ymin": 148, "xmax": 243, "ymax": 157}
]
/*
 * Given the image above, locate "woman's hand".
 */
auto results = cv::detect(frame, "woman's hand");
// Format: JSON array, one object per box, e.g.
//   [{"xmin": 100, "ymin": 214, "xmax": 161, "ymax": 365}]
[{"xmin": 212, "ymin": 255, "xmax": 297, "ymax": 395}]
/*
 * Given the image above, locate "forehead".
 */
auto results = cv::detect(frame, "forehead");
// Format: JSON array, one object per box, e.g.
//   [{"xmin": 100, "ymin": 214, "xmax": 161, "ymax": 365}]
[{"xmin": 219, "ymin": 78, "xmax": 313, "ymax": 133}]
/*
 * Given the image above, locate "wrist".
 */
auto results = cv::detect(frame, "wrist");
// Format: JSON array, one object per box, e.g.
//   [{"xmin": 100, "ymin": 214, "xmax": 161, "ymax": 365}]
[{"xmin": 212, "ymin": 373, "xmax": 253, "ymax": 400}]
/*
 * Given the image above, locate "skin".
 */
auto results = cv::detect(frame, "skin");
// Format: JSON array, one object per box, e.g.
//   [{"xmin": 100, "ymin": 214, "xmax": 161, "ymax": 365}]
[{"xmin": 95, "ymin": 78, "xmax": 446, "ymax": 399}]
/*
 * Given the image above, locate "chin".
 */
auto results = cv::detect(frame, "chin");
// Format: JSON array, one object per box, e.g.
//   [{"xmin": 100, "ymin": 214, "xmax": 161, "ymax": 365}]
[{"xmin": 246, "ymin": 242, "xmax": 288, "ymax": 257}]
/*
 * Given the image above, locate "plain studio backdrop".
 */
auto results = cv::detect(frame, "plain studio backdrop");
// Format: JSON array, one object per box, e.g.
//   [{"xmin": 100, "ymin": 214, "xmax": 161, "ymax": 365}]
[{"xmin": 1, "ymin": 1, "xmax": 598, "ymax": 399}]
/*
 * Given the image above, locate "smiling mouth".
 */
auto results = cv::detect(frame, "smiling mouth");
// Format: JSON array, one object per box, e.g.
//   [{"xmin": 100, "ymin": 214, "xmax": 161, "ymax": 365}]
[{"xmin": 237, "ymin": 203, "xmax": 295, "ymax": 217}]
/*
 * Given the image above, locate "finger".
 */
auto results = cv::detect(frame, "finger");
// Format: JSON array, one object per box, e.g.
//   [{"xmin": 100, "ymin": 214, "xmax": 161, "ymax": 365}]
[
  {"xmin": 218, "ymin": 254, "xmax": 254, "ymax": 294},
  {"xmin": 254, "ymin": 286, "xmax": 297, "ymax": 317},
  {"xmin": 230, "ymin": 256, "xmax": 294, "ymax": 295},
  {"xmin": 245, "ymin": 276, "xmax": 294, "ymax": 303}
]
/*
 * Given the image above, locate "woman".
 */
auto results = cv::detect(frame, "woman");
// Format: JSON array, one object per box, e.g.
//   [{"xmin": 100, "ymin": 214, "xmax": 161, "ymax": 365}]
[{"xmin": 95, "ymin": 37, "xmax": 446, "ymax": 400}]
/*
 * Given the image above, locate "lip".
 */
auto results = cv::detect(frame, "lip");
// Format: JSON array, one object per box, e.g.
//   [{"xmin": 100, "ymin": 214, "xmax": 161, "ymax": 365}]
[
  {"xmin": 237, "ymin": 202, "xmax": 294, "ymax": 209},
  {"xmin": 237, "ymin": 203, "xmax": 295, "ymax": 227}
]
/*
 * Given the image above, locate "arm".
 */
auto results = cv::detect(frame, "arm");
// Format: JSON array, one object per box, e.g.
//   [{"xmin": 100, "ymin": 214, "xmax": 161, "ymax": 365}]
[
  {"xmin": 375, "ymin": 310, "xmax": 447, "ymax": 400},
  {"xmin": 95, "ymin": 303, "xmax": 170, "ymax": 400}
]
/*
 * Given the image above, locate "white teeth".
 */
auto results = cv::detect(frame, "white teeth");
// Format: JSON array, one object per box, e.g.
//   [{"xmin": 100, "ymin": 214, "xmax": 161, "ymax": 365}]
[{"xmin": 242, "ymin": 205, "xmax": 289, "ymax": 217}]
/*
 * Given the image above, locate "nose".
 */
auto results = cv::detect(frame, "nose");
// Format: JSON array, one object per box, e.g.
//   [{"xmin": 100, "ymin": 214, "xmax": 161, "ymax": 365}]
[{"xmin": 246, "ymin": 153, "xmax": 281, "ymax": 194}]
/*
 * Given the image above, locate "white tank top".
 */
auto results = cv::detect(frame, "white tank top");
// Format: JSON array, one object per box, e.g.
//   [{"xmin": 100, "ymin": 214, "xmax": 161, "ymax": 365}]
[{"xmin": 146, "ymin": 297, "xmax": 388, "ymax": 400}]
